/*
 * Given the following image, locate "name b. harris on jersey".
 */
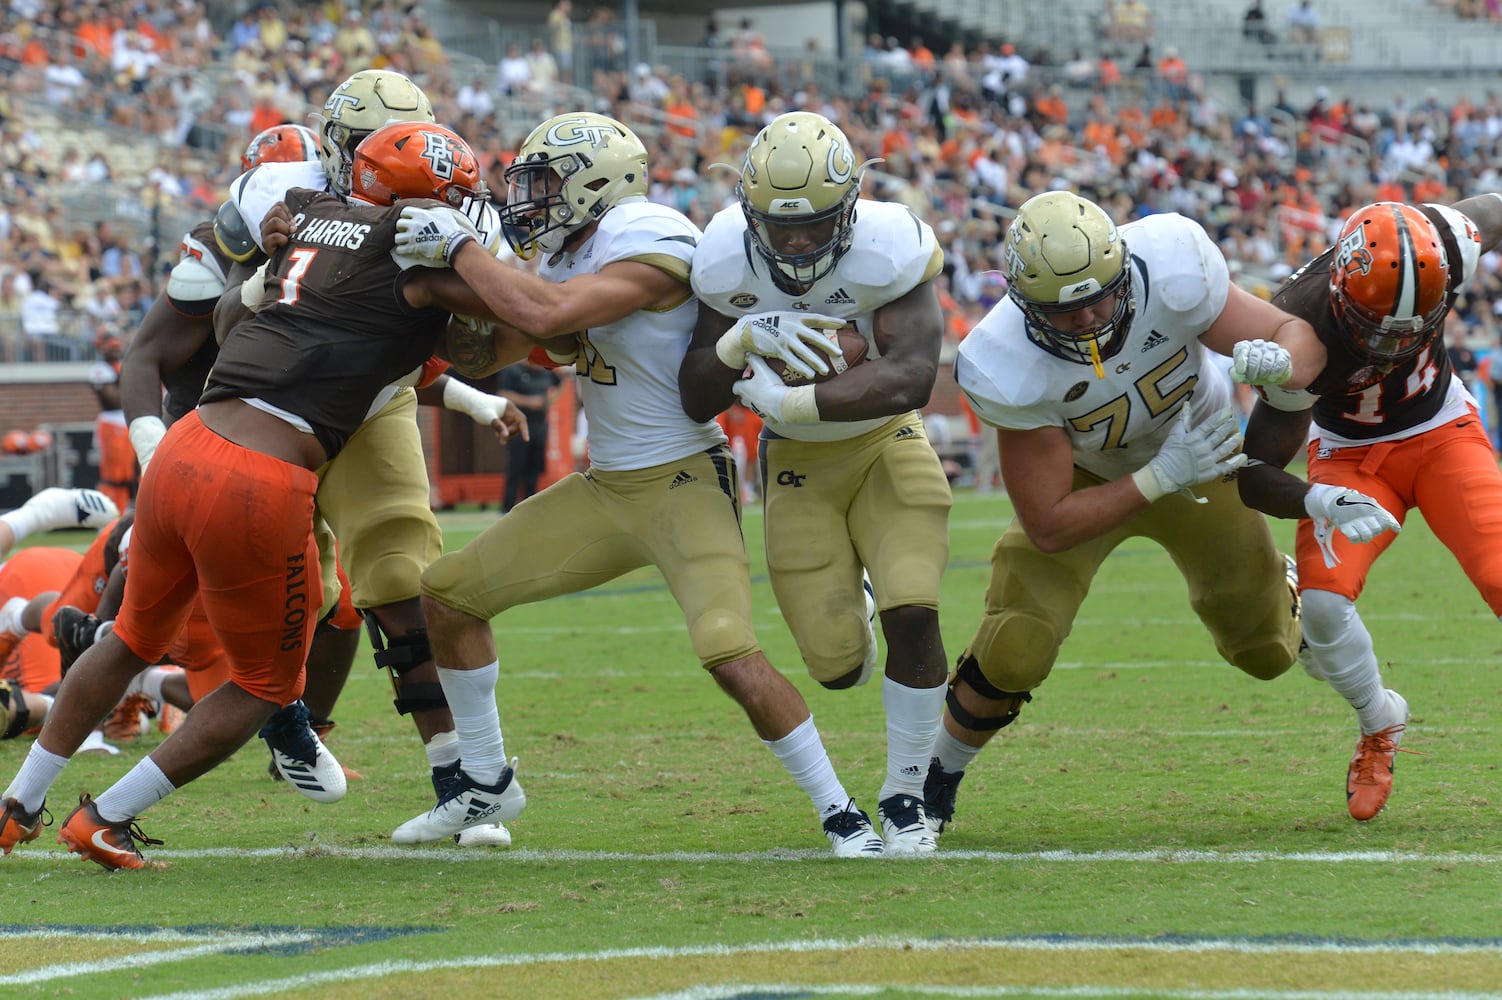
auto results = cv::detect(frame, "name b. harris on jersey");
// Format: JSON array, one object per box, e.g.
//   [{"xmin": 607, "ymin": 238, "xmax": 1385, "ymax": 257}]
[{"xmin": 290, "ymin": 212, "xmax": 372, "ymax": 250}]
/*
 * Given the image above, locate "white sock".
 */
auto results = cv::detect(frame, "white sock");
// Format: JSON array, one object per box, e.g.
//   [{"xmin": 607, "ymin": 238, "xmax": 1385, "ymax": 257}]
[
  {"xmin": 4, "ymin": 741, "xmax": 71, "ymax": 813},
  {"xmin": 436, "ymin": 662, "xmax": 505, "ymax": 785},
  {"xmin": 424, "ymin": 730, "xmax": 460, "ymax": 769},
  {"xmin": 1301, "ymin": 590, "xmax": 1387, "ymax": 732},
  {"xmin": 95, "ymin": 756, "xmax": 176, "ymax": 822},
  {"xmin": 126, "ymin": 666, "xmax": 174, "ymax": 706},
  {"xmin": 878, "ymin": 677, "xmax": 945, "ymax": 801},
  {"xmin": 0, "ymin": 596, "xmax": 28, "ymax": 639},
  {"xmin": 932, "ymin": 725, "xmax": 984, "ymax": 774},
  {"xmin": 762, "ymin": 714, "xmax": 851, "ymax": 819}
]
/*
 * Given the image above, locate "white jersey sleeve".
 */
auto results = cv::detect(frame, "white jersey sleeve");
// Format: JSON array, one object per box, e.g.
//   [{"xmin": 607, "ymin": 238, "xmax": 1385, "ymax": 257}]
[
  {"xmin": 1425, "ymin": 202, "xmax": 1483, "ymax": 286},
  {"xmin": 227, "ymin": 161, "xmax": 329, "ymax": 254}
]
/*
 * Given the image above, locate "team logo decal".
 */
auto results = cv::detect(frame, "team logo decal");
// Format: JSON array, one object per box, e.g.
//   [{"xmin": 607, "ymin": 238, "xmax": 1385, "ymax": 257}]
[
  {"xmin": 1335, "ymin": 223, "xmax": 1373, "ymax": 279},
  {"xmin": 729, "ymin": 293, "xmax": 759, "ymax": 308},
  {"xmin": 826, "ymin": 139, "xmax": 853, "ymax": 184},
  {"xmin": 1064, "ymin": 381, "xmax": 1090, "ymax": 402},
  {"xmin": 545, "ymin": 118, "xmax": 620, "ymax": 147},
  {"xmin": 421, "ymin": 132, "xmax": 456, "ymax": 179}
]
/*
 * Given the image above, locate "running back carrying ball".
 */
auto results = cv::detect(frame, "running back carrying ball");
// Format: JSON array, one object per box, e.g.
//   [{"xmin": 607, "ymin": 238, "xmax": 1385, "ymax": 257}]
[{"xmin": 765, "ymin": 322, "xmax": 869, "ymax": 386}]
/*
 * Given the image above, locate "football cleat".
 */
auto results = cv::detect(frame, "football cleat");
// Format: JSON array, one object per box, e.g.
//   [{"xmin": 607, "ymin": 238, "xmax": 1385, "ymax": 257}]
[
  {"xmin": 52, "ymin": 606, "xmax": 100, "ymax": 678},
  {"xmin": 922, "ymin": 759, "xmax": 966, "ymax": 837},
  {"xmin": 259, "ymin": 700, "xmax": 347, "ymax": 803},
  {"xmin": 0, "ymin": 797, "xmax": 49, "ymax": 855},
  {"xmin": 57, "ymin": 793, "xmax": 162, "ymax": 871},
  {"xmin": 391, "ymin": 758, "xmax": 525, "ymax": 844},
  {"xmin": 822, "ymin": 800, "xmax": 885, "ymax": 858},
  {"xmin": 21, "ymin": 487, "xmax": 119, "ymax": 532},
  {"xmin": 1347, "ymin": 689, "xmax": 1418, "ymax": 821},
  {"xmin": 878, "ymin": 793, "xmax": 937, "ymax": 855},
  {"xmin": 102, "ymin": 694, "xmax": 156, "ymax": 743},
  {"xmin": 455, "ymin": 822, "xmax": 512, "ymax": 847}
]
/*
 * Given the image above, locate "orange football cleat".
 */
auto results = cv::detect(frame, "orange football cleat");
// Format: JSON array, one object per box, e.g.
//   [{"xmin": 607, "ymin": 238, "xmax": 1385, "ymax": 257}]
[
  {"xmin": 0, "ymin": 797, "xmax": 48, "ymax": 855},
  {"xmin": 57, "ymin": 793, "xmax": 162, "ymax": 871},
  {"xmin": 1346, "ymin": 690, "xmax": 1420, "ymax": 821}
]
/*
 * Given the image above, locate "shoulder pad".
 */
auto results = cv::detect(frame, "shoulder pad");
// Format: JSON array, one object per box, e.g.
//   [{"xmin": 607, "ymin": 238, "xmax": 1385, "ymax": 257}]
[
  {"xmin": 166, "ymin": 253, "xmax": 228, "ymax": 304},
  {"xmin": 213, "ymin": 200, "xmax": 259, "ymax": 264}
]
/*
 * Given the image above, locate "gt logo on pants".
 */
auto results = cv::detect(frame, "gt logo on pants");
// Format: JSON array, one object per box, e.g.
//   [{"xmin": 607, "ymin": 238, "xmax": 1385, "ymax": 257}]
[{"xmin": 775, "ymin": 470, "xmax": 807, "ymax": 488}]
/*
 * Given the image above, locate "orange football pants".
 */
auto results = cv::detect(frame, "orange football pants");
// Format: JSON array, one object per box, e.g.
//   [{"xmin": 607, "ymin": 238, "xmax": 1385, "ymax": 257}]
[
  {"xmin": 1297, "ymin": 410, "xmax": 1502, "ymax": 610},
  {"xmin": 95, "ymin": 416, "xmax": 136, "ymax": 514},
  {"xmin": 111, "ymin": 412, "xmax": 320, "ymax": 706}
]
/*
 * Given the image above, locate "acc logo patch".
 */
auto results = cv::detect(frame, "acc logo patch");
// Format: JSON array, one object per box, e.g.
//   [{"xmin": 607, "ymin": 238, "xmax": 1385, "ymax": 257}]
[
  {"xmin": 729, "ymin": 293, "xmax": 758, "ymax": 308},
  {"xmin": 1064, "ymin": 381, "xmax": 1090, "ymax": 402}
]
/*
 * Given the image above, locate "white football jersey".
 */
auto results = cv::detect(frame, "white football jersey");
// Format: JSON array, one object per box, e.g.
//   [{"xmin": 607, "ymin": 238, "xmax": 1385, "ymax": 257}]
[
  {"xmin": 693, "ymin": 199, "xmax": 945, "ymax": 442},
  {"xmin": 957, "ymin": 213, "xmax": 1235, "ymax": 481},
  {"xmin": 543, "ymin": 197, "xmax": 725, "ymax": 471}
]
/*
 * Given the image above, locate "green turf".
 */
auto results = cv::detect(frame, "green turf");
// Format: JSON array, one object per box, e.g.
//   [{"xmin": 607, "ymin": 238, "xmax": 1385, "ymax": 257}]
[{"xmin": 3, "ymin": 486, "xmax": 1500, "ymax": 999}]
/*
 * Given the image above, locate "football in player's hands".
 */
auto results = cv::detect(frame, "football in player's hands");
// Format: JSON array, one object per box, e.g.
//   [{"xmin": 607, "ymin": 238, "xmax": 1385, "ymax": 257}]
[{"xmin": 759, "ymin": 323, "xmax": 869, "ymax": 386}]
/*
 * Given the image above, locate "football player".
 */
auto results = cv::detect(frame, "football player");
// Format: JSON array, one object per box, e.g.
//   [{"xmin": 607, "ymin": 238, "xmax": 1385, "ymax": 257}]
[
  {"xmin": 678, "ymin": 111, "xmax": 953, "ymax": 855},
  {"xmin": 367, "ymin": 111, "xmax": 881, "ymax": 856},
  {"xmin": 122, "ymin": 79, "xmax": 520, "ymax": 844},
  {"xmin": 1229, "ymin": 196, "xmax": 1502, "ymax": 821},
  {"xmin": 87, "ymin": 328, "xmax": 135, "ymax": 515},
  {"xmin": 925, "ymin": 190, "xmax": 1316, "ymax": 840},
  {"xmin": 0, "ymin": 121, "xmax": 528, "ymax": 869}
]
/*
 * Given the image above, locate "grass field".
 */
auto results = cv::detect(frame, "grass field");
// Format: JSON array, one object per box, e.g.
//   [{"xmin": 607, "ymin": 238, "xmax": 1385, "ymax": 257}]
[{"xmin": 3, "ymin": 486, "xmax": 1500, "ymax": 999}]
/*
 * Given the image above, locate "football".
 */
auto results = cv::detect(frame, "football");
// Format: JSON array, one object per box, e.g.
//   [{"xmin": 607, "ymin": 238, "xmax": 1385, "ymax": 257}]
[{"xmin": 764, "ymin": 323, "xmax": 870, "ymax": 387}]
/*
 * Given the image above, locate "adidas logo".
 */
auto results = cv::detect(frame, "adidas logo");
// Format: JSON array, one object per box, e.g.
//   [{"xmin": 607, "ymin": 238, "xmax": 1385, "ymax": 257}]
[
  {"xmin": 668, "ymin": 471, "xmax": 697, "ymax": 489},
  {"xmin": 1140, "ymin": 331, "xmax": 1169, "ymax": 353},
  {"xmin": 894, "ymin": 426, "xmax": 918, "ymax": 440},
  {"xmin": 824, "ymin": 287, "xmax": 855, "ymax": 305}
]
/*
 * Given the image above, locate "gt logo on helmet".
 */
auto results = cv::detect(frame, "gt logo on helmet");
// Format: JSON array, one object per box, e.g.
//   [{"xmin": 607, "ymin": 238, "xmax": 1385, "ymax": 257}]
[{"xmin": 545, "ymin": 118, "xmax": 620, "ymax": 148}]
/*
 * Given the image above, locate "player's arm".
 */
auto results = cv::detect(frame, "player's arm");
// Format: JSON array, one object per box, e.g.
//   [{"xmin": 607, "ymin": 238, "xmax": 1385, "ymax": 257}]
[
  {"xmin": 679, "ymin": 301, "xmax": 742, "ymax": 422},
  {"xmin": 811, "ymin": 278, "xmax": 944, "ymax": 421},
  {"xmin": 1199, "ymin": 283, "xmax": 1325, "ymax": 391},
  {"xmin": 404, "ymin": 272, "xmax": 548, "ymax": 379},
  {"xmin": 1235, "ymin": 399, "xmax": 1316, "ymax": 520},
  {"xmin": 120, "ymin": 296, "xmax": 213, "ymax": 425},
  {"xmin": 1451, "ymin": 192, "xmax": 1502, "ymax": 251},
  {"xmin": 93, "ymin": 381, "xmax": 122, "ymax": 411},
  {"xmin": 999, "ymin": 424, "xmax": 1163, "ymax": 553}
]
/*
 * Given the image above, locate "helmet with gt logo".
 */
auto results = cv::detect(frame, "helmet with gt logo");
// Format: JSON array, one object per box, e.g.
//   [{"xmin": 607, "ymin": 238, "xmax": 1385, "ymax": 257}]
[
  {"xmin": 1004, "ymin": 190, "xmax": 1134, "ymax": 372},
  {"xmin": 500, "ymin": 111, "xmax": 648, "ymax": 260},
  {"xmin": 1330, "ymin": 201, "xmax": 1450, "ymax": 363},
  {"xmin": 314, "ymin": 69, "xmax": 435, "ymax": 197},
  {"xmin": 738, "ymin": 111, "xmax": 863, "ymax": 295},
  {"xmin": 350, "ymin": 122, "xmax": 486, "ymax": 208}
]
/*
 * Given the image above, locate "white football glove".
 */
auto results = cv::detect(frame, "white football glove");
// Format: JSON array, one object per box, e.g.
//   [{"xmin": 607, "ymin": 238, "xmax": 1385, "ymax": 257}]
[
  {"xmin": 1230, "ymin": 338, "xmax": 1293, "ymax": 386},
  {"xmin": 393, "ymin": 205, "xmax": 482, "ymax": 267},
  {"xmin": 442, "ymin": 376, "xmax": 510, "ymax": 427},
  {"xmin": 1303, "ymin": 483, "xmax": 1401, "ymax": 567},
  {"xmin": 128, "ymin": 416, "xmax": 167, "ymax": 473},
  {"xmin": 1132, "ymin": 406, "xmax": 1247, "ymax": 503},
  {"xmin": 732, "ymin": 354, "xmax": 821, "ymax": 424},
  {"xmin": 715, "ymin": 311, "xmax": 845, "ymax": 380},
  {"xmin": 239, "ymin": 261, "xmax": 272, "ymax": 313}
]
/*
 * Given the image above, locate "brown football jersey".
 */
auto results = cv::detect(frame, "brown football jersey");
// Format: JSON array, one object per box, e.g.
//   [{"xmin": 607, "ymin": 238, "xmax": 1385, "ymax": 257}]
[{"xmin": 201, "ymin": 188, "xmax": 450, "ymax": 458}]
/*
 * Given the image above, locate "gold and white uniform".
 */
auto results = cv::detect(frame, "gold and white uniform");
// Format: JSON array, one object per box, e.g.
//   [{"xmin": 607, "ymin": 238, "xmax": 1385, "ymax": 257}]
[
  {"xmin": 692, "ymin": 199, "xmax": 952, "ymax": 681},
  {"xmin": 955, "ymin": 212, "xmax": 1299, "ymax": 694},
  {"xmin": 421, "ymin": 198, "xmax": 762, "ymax": 669}
]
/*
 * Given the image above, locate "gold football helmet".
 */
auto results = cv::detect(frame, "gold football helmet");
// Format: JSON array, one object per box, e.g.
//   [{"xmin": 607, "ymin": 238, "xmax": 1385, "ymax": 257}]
[
  {"xmin": 313, "ymin": 69, "xmax": 435, "ymax": 196},
  {"xmin": 738, "ymin": 111, "xmax": 862, "ymax": 295},
  {"xmin": 500, "ymin": 111, "xmax": 648, "ymax": 260},
  {"xmin": 1004, "ymin": 190, "xmax": 1133, "ymax": 373}
]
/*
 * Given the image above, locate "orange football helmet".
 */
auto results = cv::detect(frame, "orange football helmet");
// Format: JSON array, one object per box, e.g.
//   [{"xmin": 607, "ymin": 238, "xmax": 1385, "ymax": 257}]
[
  {"xmin": 349, "ymin": 121, "xmax": 486, "ymax": 209},
  {"xmin": 1330, "ymin": 202, "xmax": 1451, "ymax": 362},
  {"xmin": 241, "ymin": 124, "xmax": 320, "ymax": 171}
]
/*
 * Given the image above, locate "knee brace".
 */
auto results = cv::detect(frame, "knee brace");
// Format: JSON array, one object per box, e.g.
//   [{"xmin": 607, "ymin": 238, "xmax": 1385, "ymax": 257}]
[
  {"xmin": 364, "ymin": 616, "xmax": 447, "ymax": 716},
  {"xmin": 946, "ymin": 653, "xmax": 1031, "ymax": 732},
  {"xmin": 1, "ymin": 679, "xmax": 31, "ymax": 740}
]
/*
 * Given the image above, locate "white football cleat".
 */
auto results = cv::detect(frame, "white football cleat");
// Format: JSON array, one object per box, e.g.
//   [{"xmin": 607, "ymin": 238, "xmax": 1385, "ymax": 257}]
[
  {"xmin": 258, "ymin": 701, "xmax": 346, "ymax": 804},
  {"xmin": 822, "ymin": 800, "xmax": 885, "ymax": 858},
  {"xmin": 455, "ymin": 823, "xmax": 512, "ymax": 847},
  {"xmin": 392, "ymin": 758, "xmax": 525, "ymax": 844},
  {"xmin": 22, "ymin": 487, "xmax": 119, "ymax": 532},
  {"xmin": 878, "ymin": 793, "xmax": 937, "ymax": 855}
]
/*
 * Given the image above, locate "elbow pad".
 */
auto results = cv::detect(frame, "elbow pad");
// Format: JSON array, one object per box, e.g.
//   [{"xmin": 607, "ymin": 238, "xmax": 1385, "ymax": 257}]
[
  {"xmin": 166, "ymin": 254, "xmax": 228, "ymax": 305},
  {"xmin": 213, "ymin": 199, "xmax": 259, "ymax": 263}
]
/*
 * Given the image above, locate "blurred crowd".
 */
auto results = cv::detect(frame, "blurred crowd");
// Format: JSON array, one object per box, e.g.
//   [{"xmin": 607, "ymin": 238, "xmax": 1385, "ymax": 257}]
[{"xmin": 5, "ymin": 0, "xmax": 1502, "ymax": 424}]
